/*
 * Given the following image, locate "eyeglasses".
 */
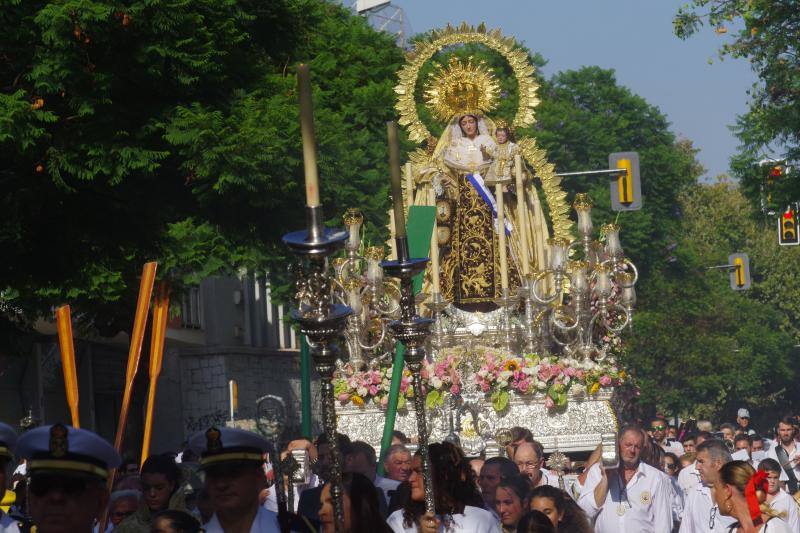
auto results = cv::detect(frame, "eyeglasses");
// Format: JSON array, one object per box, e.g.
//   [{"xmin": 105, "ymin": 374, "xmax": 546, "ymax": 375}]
[
  {"xmin": 516, "ymin": 461, "xmax": 541, "ymax": 470},
  {"xmin": 709, "ymin": 506, "xmax": 717, "ymax": 529},
  {"xmin": 651, "ymin": 425, "xmax": 666, "ymax": 431},
  {"xmin": 664, "ymin": 463, "xmax": 677, "ymax": 470}
]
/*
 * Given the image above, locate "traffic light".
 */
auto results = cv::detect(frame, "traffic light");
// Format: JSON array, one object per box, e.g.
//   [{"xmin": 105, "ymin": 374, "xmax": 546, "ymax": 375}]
[
  {"xmin": 728, "ymin": 253, "xmax": 751, "ymax": 291},
  {"xmin": 609, "ymin": 152, "xmax": 642, "ymax": 211},
  {"xmin": 779, "ymin": 207, "xmax": 800, "ymax": 246}
]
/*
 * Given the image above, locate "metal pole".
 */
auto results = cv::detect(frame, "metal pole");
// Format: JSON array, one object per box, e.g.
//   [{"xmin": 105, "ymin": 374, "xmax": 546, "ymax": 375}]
[
  {"xmin": 300, "ymin": 336, "xmax": 313, "ymax": 439},
  {"xmin": 555, "ymin": 168, "xmax": 627, "ymax": 178}
]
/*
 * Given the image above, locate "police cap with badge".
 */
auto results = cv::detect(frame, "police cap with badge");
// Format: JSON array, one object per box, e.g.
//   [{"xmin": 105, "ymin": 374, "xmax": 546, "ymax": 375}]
[
  {"xmin": 16, "ymin": 423, "xmax": 121, "ymax": 481},
  {"xmin": 188, "ymin": 426, "xmax": 271, "ymax": 471},
  {"xmin": 0, "ymin": 422, "xmax": 16, "ymax": 464}
]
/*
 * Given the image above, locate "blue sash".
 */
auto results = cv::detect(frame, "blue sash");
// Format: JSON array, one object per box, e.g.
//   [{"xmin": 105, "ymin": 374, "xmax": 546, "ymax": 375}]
[{"xmin": 466, "ymin": 172, "xmax": 513, "ymax": 235}]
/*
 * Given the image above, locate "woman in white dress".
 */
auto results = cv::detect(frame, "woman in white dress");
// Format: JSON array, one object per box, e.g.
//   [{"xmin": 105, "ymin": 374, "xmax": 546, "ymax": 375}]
[
  {"xmin": 715, "ymin": 460, "xmax": 793, "ymax": 533},
  {"xmin": 386, "ymin": 442, "xmax": 501, "ymax": 533}
]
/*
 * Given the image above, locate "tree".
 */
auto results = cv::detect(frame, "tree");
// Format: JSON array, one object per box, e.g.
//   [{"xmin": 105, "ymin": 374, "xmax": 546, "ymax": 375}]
[
  {"xmin": 674, "ymin": 0, "xmax": 800, "ymax": 209},
  {"xmin": 0, "ymin": 0, "xmax": 403, "ymax": 336},
  {"xmin": 625, "ymin": 182, "xmax": 797, "ymax": 420}
]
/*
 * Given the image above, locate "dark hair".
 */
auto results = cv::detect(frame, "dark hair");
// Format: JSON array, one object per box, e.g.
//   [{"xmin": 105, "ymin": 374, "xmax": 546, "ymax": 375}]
[
  {"xmin": 340, "ymin": 472, "xmax": 391, "ymax": 533},
  {"xmin": 682, "ymin": 432, "xmax": 697, "ymax": 443},
  {"xmin": 141, "ymin": 454, "xmax": 181, "ymax": 488},
  {"xmin": 778, "ymin": 416, "xmax": 798, "ymax": 430},
  {"xmin": 345, "ymin": 441, "xmax": 377, "ymax": 466},
  {"xmin": 392, "ymin": 430, "xmax": 409, "ymax": 444},
  {"xmin": 697, "ymin": 430, "xmax": 714, "ymax": 442},
  {"xmin": 733, "ymin": 433, "xmax": 752, "ymax": 446},
  {"xmin": 530, "ymin": 485, "xmax": 592, "ymax": 533},
  {"xmin": 402, "ymin": 442, "xmax": 482, "ymax": 527},
  {"xmin": 758, "ymin": 458, "xmax": 781, "ymax": 475},
  {"xmin": 315, "ymin": 432, "xmax": 351, "ymax": 450},
  {"xmin": 510, "ymin": 427, "xmax": 534, "ymax": 443},
  {"xmin": 152, "ymin": 510, "xmax": 201, "ymax": 533},
  {"xmin": 483, "ymin": 457, "xmax": 519, "ymax": 480},
  {"xmin": 497, "ymin": 474, "xmax": 532, "ymax": 503},
  {"xmin": 495, "ymin": 126, "xmax": 515, "ymax": 143},
  {"xmin": 720, "ymin": 422, "xmax": 736, "ymax": 432},
  {"xmin": 517, "ymin": 510, "xmax": 556, "ymax": 533},
  {"xmin": 640, "ymin": 436, "xmax": 664, "ymax": 469},
  {"xmin": 650, "ymin": 416, "xmax": 667, "ymax": 426}
]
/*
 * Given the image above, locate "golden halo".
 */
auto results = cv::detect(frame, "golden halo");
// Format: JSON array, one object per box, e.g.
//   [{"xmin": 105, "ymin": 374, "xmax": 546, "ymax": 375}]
[
  {"xmin": 395, "ymin": 22, "xmax": 540, "ymax": 144},
  {"xmin": 423, "ymin": 56, "xmax": 500, "ymax": 122}
]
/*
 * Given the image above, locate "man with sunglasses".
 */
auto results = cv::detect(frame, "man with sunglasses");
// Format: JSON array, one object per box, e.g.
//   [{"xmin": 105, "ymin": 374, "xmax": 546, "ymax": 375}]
[
  {"xmin": 0, "ymin": 422, "xmax": 25, "ymax": 533},
  {"xmin": 189, "ymin": 426, "xmax": 279, "ymax": 533},
  {"xmin": 15, "ymin": 423, "xmax": 121, "ymax": 533},
  {"xmin": 650, "ymin": 417, "xmax": 684, "ymax": 456}
]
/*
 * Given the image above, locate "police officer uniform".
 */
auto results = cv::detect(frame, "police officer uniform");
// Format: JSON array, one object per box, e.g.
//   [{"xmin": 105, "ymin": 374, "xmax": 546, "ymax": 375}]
[
  {"xmin": 15, "ymin": 424, "xmax": 121, "ymax": 533},
  {"xmin": 189, "ymin": 427, "xmax": 280, "ymax": 533},
  {"xmin": 0, "ymin": 423, "xmax": 23, "ymax": 533}
]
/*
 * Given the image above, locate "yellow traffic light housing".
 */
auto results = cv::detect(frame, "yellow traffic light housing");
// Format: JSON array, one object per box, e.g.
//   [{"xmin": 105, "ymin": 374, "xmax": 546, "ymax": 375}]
[
  {"xmin": 609, "ymin": 152, "xmax": 641, "ymax": 211},
  {"xmin": 616, "ymin": 158, "xmax": 634, "ymax": 205},
  {"xmin": 779, "ymin": 208, "xmax": 800, "ymax": 246},
  {"xmin": 728, "ymin": 253, "xmax": 751, "ymax": 291}
]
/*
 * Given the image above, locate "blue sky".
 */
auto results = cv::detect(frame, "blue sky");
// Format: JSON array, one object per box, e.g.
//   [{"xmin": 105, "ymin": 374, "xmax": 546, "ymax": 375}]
[{"xmin": 391, "ymin": 0, "xmax": 756, "ymax": 180}]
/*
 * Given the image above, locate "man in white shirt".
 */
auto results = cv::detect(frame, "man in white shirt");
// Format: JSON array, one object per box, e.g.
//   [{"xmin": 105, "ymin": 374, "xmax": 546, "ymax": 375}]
[
  {"xmin": 733, "ymin": 434, "xmax": 761, "ymax": 470},
  {"xmin": 513, "ymin": 441, "xmax": 559, "ymax": 488},
  {"xmin": 679, "ymin": 439, "xmax": 736, "ymax": 533},
  {"xmin": 677, "ymin": 431, "xmax": 712, "ymax": 498},
  {"xmin": 766, "ymin": 416, "xmax": 800, "ymax": 494},
  {"xmin": 344, "ymin": 440, "xmax": 399, "ymax": 509},
  {"xmin": 189, "ymin": 426, "xmax": 280, "ymax": 533},
  {"xmin": 650, "ymin": 417, "xmax": 684, "ymax": 456},
  {"xmin": 759, "ymin": 458, "xmax": 800, "ymax": 533},
  {"xmin": 578, "ymin": 425, "xmax": 673, "ymax": 533}
]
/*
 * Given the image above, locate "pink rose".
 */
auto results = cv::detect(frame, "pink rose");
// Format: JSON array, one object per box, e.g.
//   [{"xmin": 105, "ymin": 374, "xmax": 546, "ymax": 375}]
[
  {"xmin": 450, "ymin": 383, "xmax": 460, "ymax": 395},
  {"xmin": 368, "ymin": 385, "xmax": 379, "ymax": 396},
  {"xmin": 544, "ymin": 396, "xmax": 555, "ymax": 409},
  {"xmin": 599, "ymin": 375, "xmax": 612, "ymax": 386},
  {"xmin": 517, "ymin": 379, "xmax": 530, "ymax": 393},
  {"xmin": 481, "ymin": 382, "xmax": 490, "ymax": 392},
  {"xmin": 381, "ymin": 395, "xmax": 389, "ymax": 407},
  {"xmin": 564, "ymin": 367, "xmax": 576, "ymax": 377},
  {"xmin": 576, "ymin": 370, "xmax": 585, "ymax": 380},
  {"xmin": 337, "ymin": 393, "xmax": 350, "ymax": 402}
]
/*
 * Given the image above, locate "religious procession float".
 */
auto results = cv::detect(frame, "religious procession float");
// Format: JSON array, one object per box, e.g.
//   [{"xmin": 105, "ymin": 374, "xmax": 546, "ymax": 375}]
[{"xmin": 284, "ymin": 24, "xmax": 639, "ymax": 491}]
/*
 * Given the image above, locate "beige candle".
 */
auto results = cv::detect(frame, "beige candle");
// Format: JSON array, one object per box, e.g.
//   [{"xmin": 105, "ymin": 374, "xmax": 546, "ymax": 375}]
[
  {"xmin": 496, "ymin": 183, "xmax": 509, "ymax": 290},
  {"xmin": 405, "ymin": 162, "xmax": 414, "ymax": 209},
  {"xmin": 430, "ymin": 222, "xmax": 441, "ymax": 293},
  {"xmin": 514, "ymin": 154, "xmax": 529, "ymax": 276},
  {"xmin": 297, "ymin": 64, "xmax": 320, "ymax": 207},
  {"xmin": 387, "ymin": 121, "xmax": 407, "ymax": 238}
]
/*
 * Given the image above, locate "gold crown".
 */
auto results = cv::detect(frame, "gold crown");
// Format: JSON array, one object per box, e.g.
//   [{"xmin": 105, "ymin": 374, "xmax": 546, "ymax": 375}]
[{"xmin": 424, "ymin": 56, "xmax": 499, "ymax": 121}]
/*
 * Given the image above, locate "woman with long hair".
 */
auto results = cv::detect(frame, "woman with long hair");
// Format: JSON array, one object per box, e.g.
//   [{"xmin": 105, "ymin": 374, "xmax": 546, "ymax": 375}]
[
  {"xmin": 715, "ymin": 460, "xmax": 792, "ymax": 532},
  {"xmin": 386, "ymin": 442, "xmax": 499, "ymax": 532},
  {"xmin": 529, "ymin": 485, "xmax": 592, "ymax": 533},
  {"xmin": 318, "ymin": 472, "xmax": 391, "ymax": 533},
  {"xmin": 515, "ymin": 511, "xmax": 556, "ymax": 533},
  {"xmin": 495, "ymin": 475, "xmax": 531, "ymax": 532}
]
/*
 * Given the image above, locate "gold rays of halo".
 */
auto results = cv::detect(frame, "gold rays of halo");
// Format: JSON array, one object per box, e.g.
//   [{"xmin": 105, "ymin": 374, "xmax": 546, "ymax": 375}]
[
  {"xmin": 423, "ymin": 56, "xmax": 500, "ymax": 122},
  {"xmin": 394, "ymin": 22, "xmax": 540, "ymax": 144}
]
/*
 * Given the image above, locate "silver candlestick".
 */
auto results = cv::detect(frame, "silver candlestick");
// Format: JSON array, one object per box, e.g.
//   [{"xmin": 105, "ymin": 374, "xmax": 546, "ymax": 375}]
[
  {"xmin": 381, "ymin": 235, "xmax": 436, "ymax": 515},
  {"xmin": 284, "ymin": 204, "xmax": 351, "ymax": 532}
]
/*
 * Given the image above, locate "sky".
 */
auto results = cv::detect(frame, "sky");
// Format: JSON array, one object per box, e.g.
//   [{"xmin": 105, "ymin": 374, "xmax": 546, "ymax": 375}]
[{"xmin": 384, "ymin": 0, "xmax": 757, "ymax": 180}]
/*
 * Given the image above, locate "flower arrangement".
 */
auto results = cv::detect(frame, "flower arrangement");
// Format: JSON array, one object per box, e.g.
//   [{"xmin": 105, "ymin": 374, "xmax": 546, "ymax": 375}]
[{"xmin": 333, "ymin": 347, "xmax": 626, "ymax": 412}]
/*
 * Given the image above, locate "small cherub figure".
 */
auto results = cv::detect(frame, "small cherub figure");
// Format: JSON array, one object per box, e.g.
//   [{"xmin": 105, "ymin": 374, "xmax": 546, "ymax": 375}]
[{"xmin": 484, "ymin": 122, "xmax": 519, "ymax": 182}]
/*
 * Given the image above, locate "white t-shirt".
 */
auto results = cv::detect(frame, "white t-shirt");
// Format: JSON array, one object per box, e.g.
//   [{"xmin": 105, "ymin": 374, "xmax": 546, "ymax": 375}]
[
  {"xmin": 386, "ymin": 505, "xmax": 501, "ymax": 533},
  {"xmin": 0, "ymin": 512, "xmax": 21, "ymax": 533},
  {"xmin": 204, "ymin": 507, "xmax": 280, "ymax": 533},
  {"xmin": 768, "ymin": 490, "xmax": 800, "ymax": 533},
  {"xmin": 766, "ymin": 441, "xmax": 800, "ymax": 484},
  {"xmin": 578, "ymin": 462, "xmax": 674, "ymax": 533}
]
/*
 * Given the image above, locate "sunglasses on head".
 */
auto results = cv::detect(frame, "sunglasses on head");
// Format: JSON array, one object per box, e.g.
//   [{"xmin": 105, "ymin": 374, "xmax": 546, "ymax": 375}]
[{"xmin": 29, "ymin": 473, "xmax": 96, "ymax": 497}]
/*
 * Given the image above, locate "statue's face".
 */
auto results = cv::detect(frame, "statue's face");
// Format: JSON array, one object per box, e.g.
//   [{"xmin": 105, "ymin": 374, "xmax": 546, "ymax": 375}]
[
  {"xmin": 459, "ymin": 115, "xmax": 478, "ymax": 137},
  {"xmin": 496, "ymin": 129, "xmax": 508, "ymax": 144}
]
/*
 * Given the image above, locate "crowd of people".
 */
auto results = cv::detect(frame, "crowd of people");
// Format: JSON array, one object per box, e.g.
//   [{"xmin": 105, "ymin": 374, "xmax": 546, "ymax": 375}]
[{"xmin": 1, "ymin": 408, "xmax": 800, "ymax": 532}]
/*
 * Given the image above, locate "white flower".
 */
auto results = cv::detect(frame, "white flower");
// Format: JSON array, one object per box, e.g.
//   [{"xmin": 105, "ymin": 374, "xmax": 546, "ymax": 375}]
[
  {"xmin": 431, "ymin": 377, "xmax": 443, "ymax": 389},
  {"xmin": 357, "ymin": 386, "xmax": 368, "ymax": 396},
  {"xmin": 499, "ymin": 370, "xmax": 513, "ymax": 380}
]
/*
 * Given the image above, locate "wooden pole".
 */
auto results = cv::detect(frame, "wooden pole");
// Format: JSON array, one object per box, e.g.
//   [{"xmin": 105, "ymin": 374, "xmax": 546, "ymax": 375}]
[
  {"xmin": 113, "ymin": 261, "xmax": 157, "ymax": 455},
  {"xmin": 56, "ymin": 305, "xmax": 80, "ymax": 428},
  {"xmin": 140, "ymin": 281, "xmax": 170, "ymax": 466}
]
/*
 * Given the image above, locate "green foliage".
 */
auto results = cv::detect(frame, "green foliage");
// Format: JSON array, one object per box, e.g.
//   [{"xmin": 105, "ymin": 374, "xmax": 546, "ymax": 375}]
[
  {"xmin": 0, "ymin": 0, "xmax": 403, "ymax": 335},
  {"xmin": 625, "ymin": 183, "xmax": 797, "ymax": 419},
  {"xmin": 674, "ymin": 0, "xmax": 800, "ymax": 209}
]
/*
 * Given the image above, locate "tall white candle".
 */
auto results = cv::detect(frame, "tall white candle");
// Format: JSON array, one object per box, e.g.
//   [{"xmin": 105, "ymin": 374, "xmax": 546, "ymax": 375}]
[
  {"xmin": 514, "ymin": 154, "xmax": 529, "ymax": 276},
  {"xmin": 496, "ymin": 183, "xmax": 509, "ymax": 290},
  {"xmin": 405, "ymin": 162, "xmax": 414, "ymax": 209},
  {"xmin": 297, "ymin": 65, "xmax": 320, "ymax": 207},
  {"xmin": 430, "ymin": 222, "xmax": 441, "ymax": 294}
]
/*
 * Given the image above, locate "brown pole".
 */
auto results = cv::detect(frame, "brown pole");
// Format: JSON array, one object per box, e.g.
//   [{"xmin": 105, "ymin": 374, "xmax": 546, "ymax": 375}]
[
  {"xmin": 140, "ymin": 281, "xmax": 170, "ymax": 466},
  {"xmin": 56, "ymin": 305, "xmax": 80, "ymax": 428}
]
